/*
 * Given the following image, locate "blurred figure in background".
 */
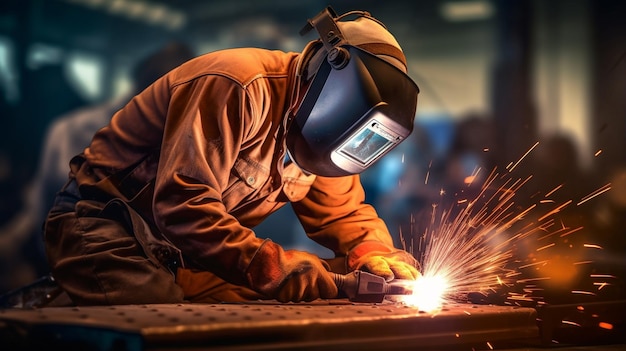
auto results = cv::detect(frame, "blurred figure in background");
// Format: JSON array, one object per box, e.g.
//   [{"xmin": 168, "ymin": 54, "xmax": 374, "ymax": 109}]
[
  {"xmin": 2, "ymin": 64, "xmax": 87, "ymax": 226},
  {"xmin": 528, "ymin": 133, "xmax": 592, "ymax": 200},
  {"xmin": 0, "ymin": 62, "xmax": 88, "ymax": 293},
  {"xmin": 0, "ymin": 41, "xmax": 195, "ymax": 294},
  {"xmin": 513, "ymin": 132, "xmax": 596, "ymax": 222},
  {"xmin": 442, "ymin": 113, "xmax": 499, "ymax": 197},
  {"xmin": 19, "ymin": 63, "xmax": 90, "ymax": 182}
]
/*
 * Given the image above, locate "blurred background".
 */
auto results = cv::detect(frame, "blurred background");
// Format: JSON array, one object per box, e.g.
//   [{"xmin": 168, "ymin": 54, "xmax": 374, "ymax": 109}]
[{"xmin": 0, "ymin": 0, "xmax": 624, "ymax": 308}]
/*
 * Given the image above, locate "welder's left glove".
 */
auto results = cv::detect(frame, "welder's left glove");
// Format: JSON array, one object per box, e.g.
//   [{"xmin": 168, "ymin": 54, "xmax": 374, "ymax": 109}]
[{"xmin": 347, "ymin": 241, "xmax": 421, "ymax": 281}]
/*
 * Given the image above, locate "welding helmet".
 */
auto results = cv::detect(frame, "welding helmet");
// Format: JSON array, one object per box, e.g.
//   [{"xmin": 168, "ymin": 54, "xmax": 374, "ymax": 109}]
[{"xmin": 286, "ymin": 7, "xmax": 420, "ymax": 177}]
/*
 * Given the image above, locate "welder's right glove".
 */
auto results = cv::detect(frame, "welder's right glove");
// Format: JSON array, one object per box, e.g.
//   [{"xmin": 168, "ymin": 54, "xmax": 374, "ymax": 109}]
[
  {"xmin": 245, "ymin": 239, "xmax": 338, "ymax": 302},
  {"xmin": 347, "ymin": 241, "xmax": 421, "ymax": 282}
]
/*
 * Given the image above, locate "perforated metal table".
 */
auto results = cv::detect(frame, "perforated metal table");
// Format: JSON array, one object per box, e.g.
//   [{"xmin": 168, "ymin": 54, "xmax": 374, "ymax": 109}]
[{"xmin": 0, "ymin": 301, "xmax": 540, "ymax": 350}]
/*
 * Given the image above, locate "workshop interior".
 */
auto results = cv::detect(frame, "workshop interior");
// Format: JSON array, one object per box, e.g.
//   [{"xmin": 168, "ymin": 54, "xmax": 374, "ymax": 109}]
[{"xmin": 0, "ymin": 0, "xmax": 625, "ymax": 350}]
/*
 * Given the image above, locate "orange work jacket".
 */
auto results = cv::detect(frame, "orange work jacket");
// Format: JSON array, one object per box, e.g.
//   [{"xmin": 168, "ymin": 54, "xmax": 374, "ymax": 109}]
[{"xmin": 70, "ymin": 47, "xmax": 394, "ymax": 287}]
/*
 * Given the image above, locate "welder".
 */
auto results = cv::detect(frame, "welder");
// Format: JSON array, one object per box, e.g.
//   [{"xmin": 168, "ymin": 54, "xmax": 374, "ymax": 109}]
[{"xmin": 43, "ymin": 7, "xmax": 421, "ymax": 305}]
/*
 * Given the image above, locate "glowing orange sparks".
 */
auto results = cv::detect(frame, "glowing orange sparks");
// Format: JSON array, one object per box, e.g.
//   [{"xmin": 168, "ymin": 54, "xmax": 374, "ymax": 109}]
[
  {"xmin": 594, "ymin": 282, "xmax": 608, "ymax": 290},
  {"xmin": 507, "ymin": 141, "xmax": 539, "ymax": 172},
  {"xmin": 558, "ymin": 226, "xmax": 584, "ymax": 238},
  {"xmin": 400, "ymin": 141, "xmax": 617, "ymax": 312},
  {"xmin": 599, "ymin": 322, "xmax": 613, "ymax": 330},
  {"xmin": 591, "ymin": 274, "xmax": 617, "ymax": 279},
  {"xmin": 536, "ymin": 243, "xmax": 555, "ymax": 251},
  {"xmin": 464, "ymin": 175, "xmax": 476, "ymax": 184},
  {"xmin": 577, "ymin": 183, "xmax": 611, "ymax": 206},
  {"xmin": 538, "ymin": 200, "xmax": 573, "ymax": 222},
  {"xmin": 562, "ymin": 320, "xmax": 581, "ymax": 327},
  {"xmin": 545, "ymin": 184, "xmax": 563, "ymax": 198}
]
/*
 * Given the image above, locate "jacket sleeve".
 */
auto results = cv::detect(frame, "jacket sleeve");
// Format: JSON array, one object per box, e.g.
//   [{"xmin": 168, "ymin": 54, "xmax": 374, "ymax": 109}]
[
  {"xmin": 152, "ymin": 75, "xmax": 266, "ymax": 287},
  {"xmin": 291, "ymin": 174, "xmax": 395, "ymax": 256}
]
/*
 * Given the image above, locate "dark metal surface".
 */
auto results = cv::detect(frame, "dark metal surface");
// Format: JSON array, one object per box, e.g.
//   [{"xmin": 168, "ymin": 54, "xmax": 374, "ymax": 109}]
[
  {"xmin": 0, "ymin": 301, "xmax": 538, "ymax": 351},
  {"xmin": 536, "ymin": 300, "xmax": 626, "ymax": 347}
]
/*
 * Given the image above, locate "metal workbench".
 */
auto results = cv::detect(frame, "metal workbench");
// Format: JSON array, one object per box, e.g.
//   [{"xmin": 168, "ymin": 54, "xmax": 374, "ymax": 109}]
[{"xmin": 0, "ymin": 301, "xmax": 539, "ymax": 351}]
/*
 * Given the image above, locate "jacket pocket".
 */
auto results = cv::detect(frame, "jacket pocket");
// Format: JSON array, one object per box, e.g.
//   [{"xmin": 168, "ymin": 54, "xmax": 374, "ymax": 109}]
[{"xmin": 222, "ymin": 157, "xmax": 270, "ymax": 208}]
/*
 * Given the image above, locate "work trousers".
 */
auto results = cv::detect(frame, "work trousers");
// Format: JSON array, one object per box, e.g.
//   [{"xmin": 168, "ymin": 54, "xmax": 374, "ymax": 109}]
[{"xmin": 44, "ymin": 179, "xmax": 263, "ymax": 305}]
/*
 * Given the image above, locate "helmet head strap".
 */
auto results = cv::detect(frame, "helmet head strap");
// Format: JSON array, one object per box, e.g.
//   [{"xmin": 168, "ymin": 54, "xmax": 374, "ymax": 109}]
[{"xmin": 300, "ymin": 6, "xmax": 352, "ymax": 69}]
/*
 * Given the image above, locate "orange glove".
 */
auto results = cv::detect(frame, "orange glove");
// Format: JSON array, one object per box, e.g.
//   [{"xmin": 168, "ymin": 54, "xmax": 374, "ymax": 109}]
[
  {"xmin": 347, "ymin": 241, "xmax": 421, "ymax": 281},
  {"xmin": 245, "ymin": 240, "xmax": 338, "ymax": 302}
]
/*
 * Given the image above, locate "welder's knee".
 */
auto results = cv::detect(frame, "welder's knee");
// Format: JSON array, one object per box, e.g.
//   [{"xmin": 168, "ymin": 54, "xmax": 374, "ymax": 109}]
[{"xmin": 44, "ymin": 204, "xmax": 184, "ymax": 306}]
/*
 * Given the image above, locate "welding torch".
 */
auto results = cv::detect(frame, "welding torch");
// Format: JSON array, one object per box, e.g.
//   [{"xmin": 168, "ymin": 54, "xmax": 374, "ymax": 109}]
[{"xmin": 332, "ymin": 270, "xmax": 415, "ymax": 303}]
